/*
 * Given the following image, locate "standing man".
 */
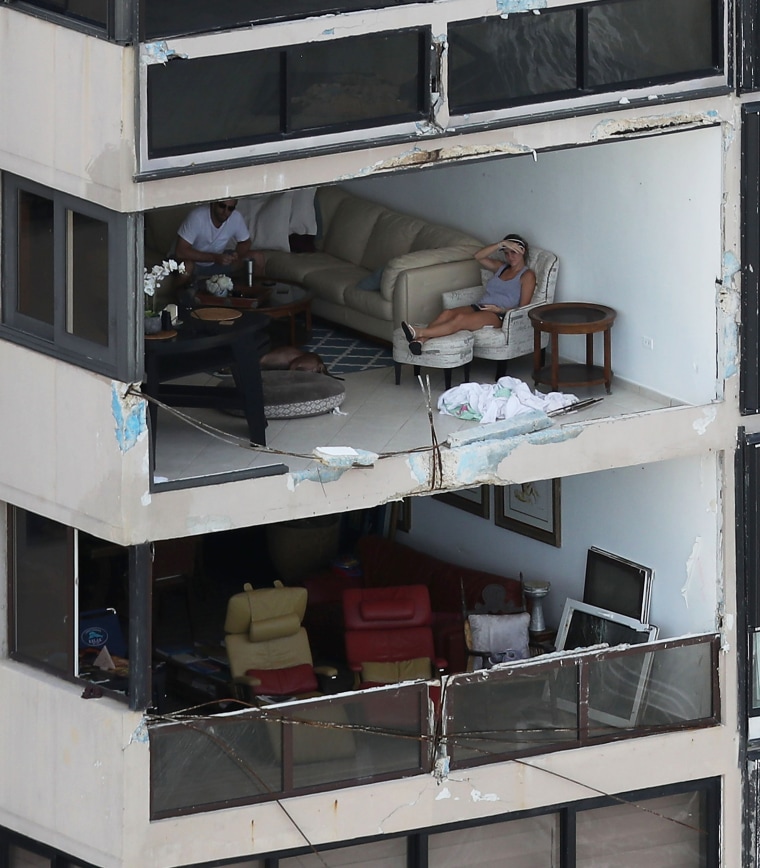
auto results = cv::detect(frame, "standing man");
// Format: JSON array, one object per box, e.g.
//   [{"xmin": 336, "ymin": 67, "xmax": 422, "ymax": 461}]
[{"xmin": 174, "ymin": 198, "xmax": 265, "ymax": 286}]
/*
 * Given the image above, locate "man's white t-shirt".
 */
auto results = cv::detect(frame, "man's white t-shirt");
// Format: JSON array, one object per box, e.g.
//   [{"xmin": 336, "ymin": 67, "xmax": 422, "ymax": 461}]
[{"xmin": 177, "ymin": 205, "xmax": 251, "ymax": 266}]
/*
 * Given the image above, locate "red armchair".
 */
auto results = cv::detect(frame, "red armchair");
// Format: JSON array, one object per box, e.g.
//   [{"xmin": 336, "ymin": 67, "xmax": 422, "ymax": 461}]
[{"xmin": 342, "ymin": 585, "xmax": 447, "ymax": 688}]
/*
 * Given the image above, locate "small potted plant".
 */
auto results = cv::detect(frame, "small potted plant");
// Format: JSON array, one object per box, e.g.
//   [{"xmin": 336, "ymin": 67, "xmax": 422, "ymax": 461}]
[{"xmin": 143, "ymin": 259, "xmax": 185, "ymax": 334}]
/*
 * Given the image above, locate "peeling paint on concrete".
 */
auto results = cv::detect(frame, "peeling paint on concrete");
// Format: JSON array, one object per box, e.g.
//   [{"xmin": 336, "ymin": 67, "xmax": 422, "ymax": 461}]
[
  {"xmin": 313, "ymin": 446, "xmax": 378, "ymax": 467},
  {"xmin": 435, "ymin": 787, "xmax": 452, "ymax": 800},
  {"xmin": 112, "ymin": 384, "xmax": 146, "ymax": 453},
  {"xmin": 693, "ymin": 407, "xmax": 717, "ymax": 435},
  {"xmin": 128, "ymin": 720, "xmax": 149, "ymax": 745},
  {"xmin": 186, "ymin": 516, "xmax": 235, "ymax": 534},
  {"xmin": 142, "ymin": 42, "xmax": 187, "ymax": 65},
  {"xmin": 496, "ymin": 0, "xmax": 547, "ymax": 14},
  {"xmin": 470, "ymin": 788, "xmax": 500, "ymax": 802},
  {"xmin": 590, "ymin": 111, "xmax": 718, "ymax": 142},
  {"xmin": 717, "ymin": 258, "xmax": 740, "ymax": 379},
  {"xmin": 681, "ymin": 537, "xmax": 708, "ymax": 610},
  {"xmin": 445, "ymin": 410, "xmax": 552, "ymax": 447}
]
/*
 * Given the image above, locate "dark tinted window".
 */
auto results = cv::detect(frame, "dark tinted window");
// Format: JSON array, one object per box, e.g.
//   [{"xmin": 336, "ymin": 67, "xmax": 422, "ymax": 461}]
[
  {"xmin": 449, "ymin": 0, "xmax": 720, "ymax": 114},
  {"xmin": 141, "ymin": 0, "xmax": 431, "ymax": 40},
  {"xmin": 449, "ymin": 10, "xmax": 577, "ymax": 112},
  {"xmin": 147, "ymin": 30, "xmax": 427, "ymax": 158},
  {"xmin": 17, "ymin": 190, "xmax": 55, "ymax": 328},
  {"xmin": 10, "ymin": 511, "xmax": 73, "ymax": 675},
  {"xmin": 587, "ymin": 0, "xmax": 717, "ymax": 88}
]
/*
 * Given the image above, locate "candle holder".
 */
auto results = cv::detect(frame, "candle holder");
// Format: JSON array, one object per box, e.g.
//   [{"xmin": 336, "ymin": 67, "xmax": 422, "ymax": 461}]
[{"xmin": 523, "ymin": 579, "xmax": 551, "ymax": 636}]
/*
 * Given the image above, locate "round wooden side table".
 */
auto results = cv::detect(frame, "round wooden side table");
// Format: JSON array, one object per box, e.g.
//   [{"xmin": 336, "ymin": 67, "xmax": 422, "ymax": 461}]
[{"xmin": 529, "ymin": 302, "xmax": 617, "ymax": 393}]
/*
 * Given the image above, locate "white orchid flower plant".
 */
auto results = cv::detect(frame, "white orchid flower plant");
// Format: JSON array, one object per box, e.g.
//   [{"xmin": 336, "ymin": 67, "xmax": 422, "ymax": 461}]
[{"xmin": 143, "ymin": 259, "xmax": 185, "ymax": 313}]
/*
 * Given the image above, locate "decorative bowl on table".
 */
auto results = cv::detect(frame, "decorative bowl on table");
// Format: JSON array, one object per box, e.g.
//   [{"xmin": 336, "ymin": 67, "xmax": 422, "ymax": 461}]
[{"xmin": 206, "ymin": 274, "xmax": 233, "ymax": 297}]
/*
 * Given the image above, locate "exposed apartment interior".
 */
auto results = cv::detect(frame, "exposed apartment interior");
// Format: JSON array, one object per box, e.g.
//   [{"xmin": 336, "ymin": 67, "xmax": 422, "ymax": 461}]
[{"xmin": 0, "ymin": 0, "xmax": 751, "ymax": 866}]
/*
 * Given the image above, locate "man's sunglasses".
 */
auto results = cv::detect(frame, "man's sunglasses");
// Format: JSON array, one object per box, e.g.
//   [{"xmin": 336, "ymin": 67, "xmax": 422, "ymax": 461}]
[{"xmin": 215, "ymin": 202, "xmax": 236, "ymax": 212}]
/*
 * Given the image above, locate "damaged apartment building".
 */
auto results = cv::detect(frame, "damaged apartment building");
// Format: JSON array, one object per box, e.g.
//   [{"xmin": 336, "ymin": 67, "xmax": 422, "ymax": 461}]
[{"xmin": 5, "ymin": 0, "xmax": 760, "ymax": 865}]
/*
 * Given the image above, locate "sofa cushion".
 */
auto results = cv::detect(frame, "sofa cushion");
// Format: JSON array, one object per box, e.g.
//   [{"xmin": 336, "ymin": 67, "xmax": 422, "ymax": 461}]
[
  {"xmin": 307, "ymin": 264, "xmax": 370, "ymax": 305},
  {"xmin": 356, "ymin": 267, "xmax": 384, "ymax": 291},
  {"xmin": 343, "ymin": 285, "xmax": 393, "ymax": 320},
  {"xmin": 323, "ymin": 197, "xmax": 384, "ymax": 265},
  {"xmin": 411, "ymin": 223, "xmax": 481, "ymax": 252},
  {"xmin": 264, "ymin": 250, "xmax": 344, "ymax": 284},
  {"xmin": 360, "ymin": 210, "xmax": 426, "ymax": 271}
]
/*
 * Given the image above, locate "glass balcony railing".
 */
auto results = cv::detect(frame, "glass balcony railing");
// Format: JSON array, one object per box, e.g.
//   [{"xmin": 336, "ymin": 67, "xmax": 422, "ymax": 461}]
[{"xmin": 148, "ymin": 634, "xmax": 718, "ymax": 818}]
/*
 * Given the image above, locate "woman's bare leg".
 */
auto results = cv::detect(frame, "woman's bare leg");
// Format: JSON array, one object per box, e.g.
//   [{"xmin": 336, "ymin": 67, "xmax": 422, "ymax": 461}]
[{"xmin": 414, "ymin": 307, "xmax": 501, "ymax": 340}]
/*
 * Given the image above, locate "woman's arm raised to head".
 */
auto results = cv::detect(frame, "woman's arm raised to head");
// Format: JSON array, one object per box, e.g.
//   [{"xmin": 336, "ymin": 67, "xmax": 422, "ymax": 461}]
[{"xmin": 475, "ymin": 241, "xmax": 506, "ymax": 273}]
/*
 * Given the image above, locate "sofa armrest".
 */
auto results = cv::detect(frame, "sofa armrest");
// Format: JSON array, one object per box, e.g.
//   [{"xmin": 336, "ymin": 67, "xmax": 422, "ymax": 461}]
[
  {"xmin": 388, "ymin": 253, "xmax": 481, "ymax": 328},
  {"xmin": 503, "ymin": 300, "xmax": 551, "ymax": 355}
]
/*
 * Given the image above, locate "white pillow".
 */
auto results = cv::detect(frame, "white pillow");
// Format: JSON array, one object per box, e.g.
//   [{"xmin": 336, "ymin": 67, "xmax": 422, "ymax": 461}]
[
  {"xmin": 248, "ymin": 192, "xmax": 294, "ymax": 252},
  {"xmin": 290, "ymin": 188, "xmax": 317, "ymax": 235}
]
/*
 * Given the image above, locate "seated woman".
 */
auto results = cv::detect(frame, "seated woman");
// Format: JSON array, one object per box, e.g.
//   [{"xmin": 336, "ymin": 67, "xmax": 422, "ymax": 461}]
[{"xmin": 401, "ymin": 234, "xmax": 536, "ymax": 355}]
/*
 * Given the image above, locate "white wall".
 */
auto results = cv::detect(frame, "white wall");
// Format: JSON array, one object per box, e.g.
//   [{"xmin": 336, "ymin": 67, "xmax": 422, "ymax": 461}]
[
  {"xmin": 346, "ymin": 126, "xmax": 721, "ymax": 405},
  {"xmin": 405, "ymin": 454, "xmax": 719, "ymax": 638}
]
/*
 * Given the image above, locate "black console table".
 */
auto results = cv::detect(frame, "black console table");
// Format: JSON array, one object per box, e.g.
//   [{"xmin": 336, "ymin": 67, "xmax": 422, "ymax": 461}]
[{"xmin": 143, "ymin": 311, "xmax": 270, "ymax": 462}]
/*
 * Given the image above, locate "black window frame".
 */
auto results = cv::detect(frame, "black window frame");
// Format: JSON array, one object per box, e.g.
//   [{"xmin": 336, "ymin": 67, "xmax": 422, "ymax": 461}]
[
  {"xmin": 146, "ymin": 28, "xmax": 431, "ymax": 160},
  {"xmin": 1, "ymin": 174, "xmax": 140, "ymax": 383},
  {"xmin": 448, "ymin": 0, "xmax": 724, "ymax": 116},
  {"xmin": 6, "ymin": 506, "xmax": 152, "ymax": 711},
  {"xmin": 742, "ymin": 103, "xmax": 760, "ymax": 413},
  {"xmin": 1, "ymin": 0, "xmax": 134, "ymax": 42}
]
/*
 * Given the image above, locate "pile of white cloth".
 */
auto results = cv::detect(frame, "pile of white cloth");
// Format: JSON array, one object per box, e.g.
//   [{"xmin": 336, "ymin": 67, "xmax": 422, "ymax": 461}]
[{"xmin": 438, "ymin": 376, "xmax": 577, "ymax": 425}]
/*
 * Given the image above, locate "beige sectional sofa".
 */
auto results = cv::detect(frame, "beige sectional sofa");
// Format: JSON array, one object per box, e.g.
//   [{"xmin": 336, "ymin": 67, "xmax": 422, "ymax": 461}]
[
  {"xmin": 263, "ymin": 187, "xmax": 483, "ymax": 342},
  {"xmin": 144, "ymin": 186, "xmax": 483, "ymax": 342}
]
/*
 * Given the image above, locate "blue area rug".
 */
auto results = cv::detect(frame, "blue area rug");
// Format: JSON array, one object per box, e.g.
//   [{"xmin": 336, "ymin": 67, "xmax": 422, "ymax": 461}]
[{"xmin": 301, "ymin": 324, "xmax": 393, "ymax": 375}]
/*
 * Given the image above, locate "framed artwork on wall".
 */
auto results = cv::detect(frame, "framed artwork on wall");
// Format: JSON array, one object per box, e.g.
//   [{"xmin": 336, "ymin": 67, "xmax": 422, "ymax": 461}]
[
  {"xmin": 433, "ymin": 486, "xmax": 491, "ymax": 518},
  {"xmin": 494, "ymin": 479, "xmax": 561, "ymax": 547}
]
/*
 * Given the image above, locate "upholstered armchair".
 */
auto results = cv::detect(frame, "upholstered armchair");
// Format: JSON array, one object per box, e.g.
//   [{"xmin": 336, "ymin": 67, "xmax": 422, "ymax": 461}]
[
  {"xmin": 441, "ymin": 246, "xmax": 559, "ymax": 379},
  {"xmin": 342, "ymin": 585, "xmax": 447, "ymax": 688},
  {"xmin": 224, "ymin": 581, "xmax": 337, "ymax": 702}
]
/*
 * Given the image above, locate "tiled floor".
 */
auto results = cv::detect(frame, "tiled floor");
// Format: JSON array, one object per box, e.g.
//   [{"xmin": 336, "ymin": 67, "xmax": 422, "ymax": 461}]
[{"xmin": 152, "ymin": 354, "xmax": 675, "ymax": 484}]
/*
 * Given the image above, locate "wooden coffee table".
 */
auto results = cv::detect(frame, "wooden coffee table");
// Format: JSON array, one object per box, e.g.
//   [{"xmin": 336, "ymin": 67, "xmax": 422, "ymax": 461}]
[
  {"xmin": 195, "ymin": 279, "xmax": 312, "ymax": 345},
  {"xmin": 529, "ymin": 302, "xmax": 617, "ymax": 394}
]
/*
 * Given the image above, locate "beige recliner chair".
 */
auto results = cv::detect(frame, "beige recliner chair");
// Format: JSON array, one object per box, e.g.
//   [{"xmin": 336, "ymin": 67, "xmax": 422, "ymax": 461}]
[{"xmin": 224, "ymin": 581, "xmax": 336, "ymax": 703}]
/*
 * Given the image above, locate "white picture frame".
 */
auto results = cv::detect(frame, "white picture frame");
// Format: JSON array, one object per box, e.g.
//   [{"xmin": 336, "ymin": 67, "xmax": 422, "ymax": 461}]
[{"xmin": 554, "ymin": 599, "xmax": 659, "ymax": 727}]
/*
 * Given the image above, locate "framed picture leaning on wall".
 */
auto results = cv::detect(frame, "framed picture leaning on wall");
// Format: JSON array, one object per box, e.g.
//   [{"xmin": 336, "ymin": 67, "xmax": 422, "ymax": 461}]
[{"xmin": 494, "ymin": 479, "xmax": 561, "ymax": 547}]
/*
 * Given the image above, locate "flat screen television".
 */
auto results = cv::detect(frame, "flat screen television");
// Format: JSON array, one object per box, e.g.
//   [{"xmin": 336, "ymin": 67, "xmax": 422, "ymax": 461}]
[{"xmin": 582, "ymin": 546, "xmax": 653, "ymax": 623}]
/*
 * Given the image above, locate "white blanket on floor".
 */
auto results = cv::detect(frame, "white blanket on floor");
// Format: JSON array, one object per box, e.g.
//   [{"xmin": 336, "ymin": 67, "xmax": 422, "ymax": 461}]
[{"xmin": 438, "ymin": 376, "xmax": 577, "ymax": 424}]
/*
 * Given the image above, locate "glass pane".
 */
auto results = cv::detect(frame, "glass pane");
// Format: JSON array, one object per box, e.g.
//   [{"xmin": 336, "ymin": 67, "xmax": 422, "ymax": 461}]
[
  {"xmin": 69, "ymin": 211, "xmax": 109, "ymax": 345},
  {"xmin": 291, "ymin": 688, "xmax": 425, "ymax": 789},
  {"xmin": 446, "ymin": 666, "xmax": 578, "ymax": 764},
  {"xmin": 576, "ymin": 789, "xmax": 707, "ymax": 867},
  {"xmin": 16, "ymin": 0, "xmax": 107, "ymax": 28},
  {"xmin": 449, "ymin": 11, "xmax": 577, "ymax": 112},
  {"xmin": 587, "ymin": 0, "xmax": 716, "ymax": 88},
  {"xmin": 753, "ymin": 630, "xmax": 760, "ymax": 710},
  {"xmin": 17, "ymin": 190, "xmax": 54, "ymax": 325},
  {"xmin": 554, "ymin": 641, "xmax": 714, "ymax": 736},
  {"xmin": 12, "ymin": 511, "xmax": 72, "ymax": 674},
  {"xmin": 9, "ymin": 845, "xmax": 50, "ymax": 868},
  {"xmin": 147, "ymin": 51, "xmax": 281, "ymax": 158},
  {"xmin": 143, "ymin": 0, "xmax": 428, "ymax": 40},
  {"xmin": 288, "ymin": 31, "xmax": 424, "ymax": 132},
  {"xmin": 280, "ymin": 837, "xmax": 406, "ymax": 867},
  {"xmin": 429, "ymin": 812, "xmax": 560, "ymax": 867},
  {"xmin": 150, "ymin": 715, "xmax": 283, "ymax": 815}
]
